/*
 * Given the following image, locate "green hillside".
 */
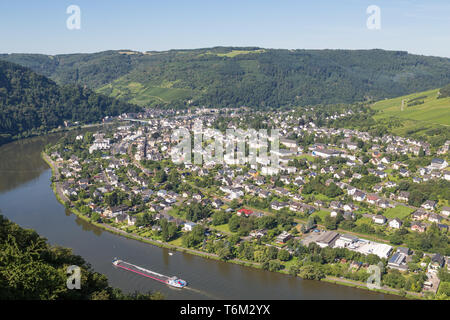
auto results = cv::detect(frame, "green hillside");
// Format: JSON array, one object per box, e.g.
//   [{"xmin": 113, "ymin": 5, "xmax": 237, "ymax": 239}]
[
  {"xmin": 372, "ymin": 86, "xmax": 450, "ymax": 136},
  {"xmin": 0, "ymin": 60, "xmax": 141, "ymax": 145},
  {"xmin": 98, "ymin": 79, "xmax": 198, "ymax": 107},
  {"xmin": 2, "ymin": 47, "xmax": 450, "ymax": 108},
  {"xmin": 0, "ymin": 50, "xmax": 137, "ymax": 88}
]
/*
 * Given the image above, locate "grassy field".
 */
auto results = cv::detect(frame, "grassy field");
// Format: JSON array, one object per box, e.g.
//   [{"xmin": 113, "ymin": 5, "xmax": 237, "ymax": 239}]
[
  {"xmin": 211, "ymin": 223, "xmax": 234, "ymax": 234},
  {"xmin": 313, "ymin": 194, "xmax": 335, "ymax": 201},
  {"xmin": 201, "ymin": 49, "xmax": 266, "ymax": 58},
  {"xmin": 294, "ymin": 154, "xmax": 316, "ymax": 162},
  {"xmin": 372, "ymin": 88, "xmax": 450, "ymax": 135},
  {"xmin": 383, "ymin": 206, "xmax": 415, "ymax": 219}
]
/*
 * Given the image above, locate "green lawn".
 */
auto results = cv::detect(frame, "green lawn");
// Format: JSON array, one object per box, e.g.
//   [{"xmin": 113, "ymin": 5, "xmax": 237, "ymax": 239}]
[
  {"xmin": 355, "ymin": 217, "xmax": 372, "ymax": 226},
  {"xmin": 313, "ymin": 194, "xmax": 334, "ymax": 201},
  {"xmin": 211, "ymin": 223, "xmax": 234, "ymax": 234},
  {"xmin": 281, "ymin": 256, "xmax": 299, "ymax": 270},
  {"xmin": 383, "ymin": 206, "xmax": 414, "ymax": 219},
  {"xmin": 310, "ymin": 210, "xmax": 330, "ymax": 221},
  {"xmin": 168, "ymin": 236, "xmax": 183, "ymax": 246},
  {"xmin": 294, "ymin": 154, "xmax": 315, "ymax": 162}
]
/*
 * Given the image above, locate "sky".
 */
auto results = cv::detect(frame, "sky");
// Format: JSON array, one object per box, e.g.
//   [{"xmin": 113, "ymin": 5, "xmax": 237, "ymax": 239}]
[{"xmin": 1, "ymin": 0, "xmax": 450, "ymax": 58}]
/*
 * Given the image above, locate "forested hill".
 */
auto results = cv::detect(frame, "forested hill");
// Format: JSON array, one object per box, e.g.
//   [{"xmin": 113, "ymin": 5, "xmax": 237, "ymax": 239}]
[
  {"xmin": 1, "ymin": 47, "xmax": 450, "ymax": 108},
  {"xmin": 0, "ymin": 60, "xmax": 141, "ymax": 145},
  {"xmin": 0, "ymin": 214, "xmax": 162, "ymax": 299}
]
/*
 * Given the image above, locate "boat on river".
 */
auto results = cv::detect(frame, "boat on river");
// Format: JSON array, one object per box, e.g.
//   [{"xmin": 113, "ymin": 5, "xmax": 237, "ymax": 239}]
[{"xmin": 112, "ymin": 258, "xmax": 187, "ymax": 288}]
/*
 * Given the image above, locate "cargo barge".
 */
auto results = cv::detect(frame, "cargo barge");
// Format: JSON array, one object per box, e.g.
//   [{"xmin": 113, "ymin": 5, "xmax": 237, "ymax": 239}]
[{"xmin": 112, "ymin": 258, "xmax": 187, "ymax": 288}]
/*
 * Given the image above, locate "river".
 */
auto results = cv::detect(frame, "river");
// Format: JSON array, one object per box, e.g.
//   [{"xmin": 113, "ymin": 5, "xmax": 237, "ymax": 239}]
[{"xmin": 0, "ymin": 131, "xmax": 400, "ymax": 300}]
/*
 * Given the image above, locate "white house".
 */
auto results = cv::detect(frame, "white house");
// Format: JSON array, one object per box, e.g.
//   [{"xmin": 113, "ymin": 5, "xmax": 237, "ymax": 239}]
[
  {"xmin": 312, "ymin": 148, "xmax": 340, "ymax": 159},
  {"xmin": 353, "ymin": 191, "xmax": 366, "ymax": 202},
  {"xmin": 261, "ymin": 166, "xmax": 280, "ymax": 176},
  {"xmin": 183, "ymin": 222, "xmax": 197, "ymax": 231},
  {"xmin": 430, "ymin": 158, "xmax": 448, "ymax": 170},
  {"xmin": 389, "ymin": 218, "xmax": 402, "ymax": 229},
  {"xmin": 444, "ymin": 170, "xmax": 450, "ymax": 181},
  {"xmin": 421, "ymin": 200, "xmax": 437, "ymax": 211},
  {"xmin": 347, "ymin": 186, "xmax": 357, "ymax": 196},
  {"xmin": 373, "ymin": 215, "xmax": 387, "ymax": 225},
  {"xmin": 441, "ymin": 206, "xmax": 450, "ymax": 217},
  {"xmin": 280, "ymin": 138, "xmax": 298, "ymax": 148}
]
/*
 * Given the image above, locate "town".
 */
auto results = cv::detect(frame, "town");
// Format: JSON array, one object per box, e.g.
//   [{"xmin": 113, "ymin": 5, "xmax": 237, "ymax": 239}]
[{"xmin": 44, "ymin": 106, "xmax": 450, "ymax": 298}]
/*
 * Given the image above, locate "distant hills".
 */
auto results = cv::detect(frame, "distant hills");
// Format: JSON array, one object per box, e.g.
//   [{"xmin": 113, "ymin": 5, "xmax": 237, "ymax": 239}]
[
  {"xmin": 2, "ymin": 47, "xmax": 450, "ymax": 108},
  {"xmin": 0, "ymin": 60, "xmax": 141, "ymax": 145}
]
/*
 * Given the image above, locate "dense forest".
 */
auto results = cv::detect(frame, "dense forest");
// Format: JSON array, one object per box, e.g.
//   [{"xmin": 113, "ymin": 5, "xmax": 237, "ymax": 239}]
[
  {"xmin": 0, "ymin": 214, "xmax": 162, "ymax": 300},
  {"xmin": 0, "ymin": 60, "xmax": 141, "ymax": 145},
  {"xmin": 2, "ymin": 47, "xmax": 450, "ymax": 108}
]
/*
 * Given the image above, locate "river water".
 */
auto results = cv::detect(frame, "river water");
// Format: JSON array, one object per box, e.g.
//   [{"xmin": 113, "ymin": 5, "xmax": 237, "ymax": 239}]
[{"xmin": 0, "ymin": 131, "xmax": 400, "ymax": 299}]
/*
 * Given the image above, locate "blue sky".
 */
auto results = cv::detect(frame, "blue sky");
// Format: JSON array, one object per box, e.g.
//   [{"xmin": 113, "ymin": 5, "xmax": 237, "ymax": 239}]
[{"xmin": 1, "ymin": 0, "xmax": 450, "ymax": 57}]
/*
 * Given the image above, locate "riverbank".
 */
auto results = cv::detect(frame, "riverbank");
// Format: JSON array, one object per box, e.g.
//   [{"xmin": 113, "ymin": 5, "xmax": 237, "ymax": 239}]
[
  {"xmin": 41, "ymin": 151, "xmax": 417, "ymax": 300},
  {"xmin": 322, "ymin": 276, "xmax": 422, "ymax": 299},
  {"xmin": 0, "ymin": 121, "xmax": 110, "ymax": 148}
]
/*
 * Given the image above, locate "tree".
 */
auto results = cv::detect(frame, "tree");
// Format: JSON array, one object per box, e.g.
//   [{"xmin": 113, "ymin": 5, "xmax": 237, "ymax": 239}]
[
  {"xmin": 181, "ymin": 225, "xmax": 205, "ymax": 248},
  {"xmin": 0, "ymin": 214, "xmax": 162, "ymax": 300},
  {"xmin": 324, "ymin": 183, "xmax": 343, "ymax": 198},
  {"xmin": 268, "ymin": 260, "xmax": 282, "ymax": 272},
  {"xmin": 383, "ymin": 270, "xmax": 406, "ymax": 289},
  {"xmin": 257, "ymin": 216, "xmax": 277, "ymax": 229},
  {"xmin": 418, "ymin": 147, "xmax": 425, "ymax": 157},
  {"xmin": 160, "ymin": 220, "xmax": 178, "ymax": 242},
  {"xmin": 408, "ymin": 190, "xmax": 426, "ymax": 207},
  {"xmin": 306, "ymin": 217, "xmax": 316, "ymax": 231},
  {"xmin": 298, "ymin": 265, "xmax": 325, "ymax": 280},
  {"xmin": 228, "ymin": 215, "xmax": 240, "ymax": 232},
  {"xmin": 254, "ymin": 250, "xmax": 268, "ymax": 263},
  {"xmin": 183, "ymin": 202, "xmax": 212, "ymax": 222},
  {"xmin": 277, "ymin": 249, "xmax": 291, "ymax": 261},
  {"xmin": 217, "ymin": 246, "xmax": 233, "ymax": 261},
  {"xmin": 154, "ymin": 170, "xmax": 167, "ymax": 184},
  {"xmin": 266, "ymin": 246, "xmax": 279, "ymax": 260},
  {"xmin": 228, "ymin": 234, "xmax": 241, "ymax": 246},
  {"xmin": 211, "ymin": 211, "xmax": 230, "ymax": 226},
  {"xmin": 324, "ymin": 216, "xmax": 338, "ymax": 230},
  {"xmin": 288, "ymin": 265, "xmax": 300, "ymax": 276},
  {"xmin": 229, "ymin": 199, "xmax": 240, "ymax": 210},
  {"xmin": 105, "ymin": 191, "xmax": 118, "ymax": 207},
  {"xmin": 389, "ymin": 231, "xmax": 404, "ymax": 245},
  {"xmin": 399, "ymin": 181, "xmax": 410, "ymax": 191},
  {"xmin": 90, "ymin": 212, "xmax": 101, "ymax": 223}
]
